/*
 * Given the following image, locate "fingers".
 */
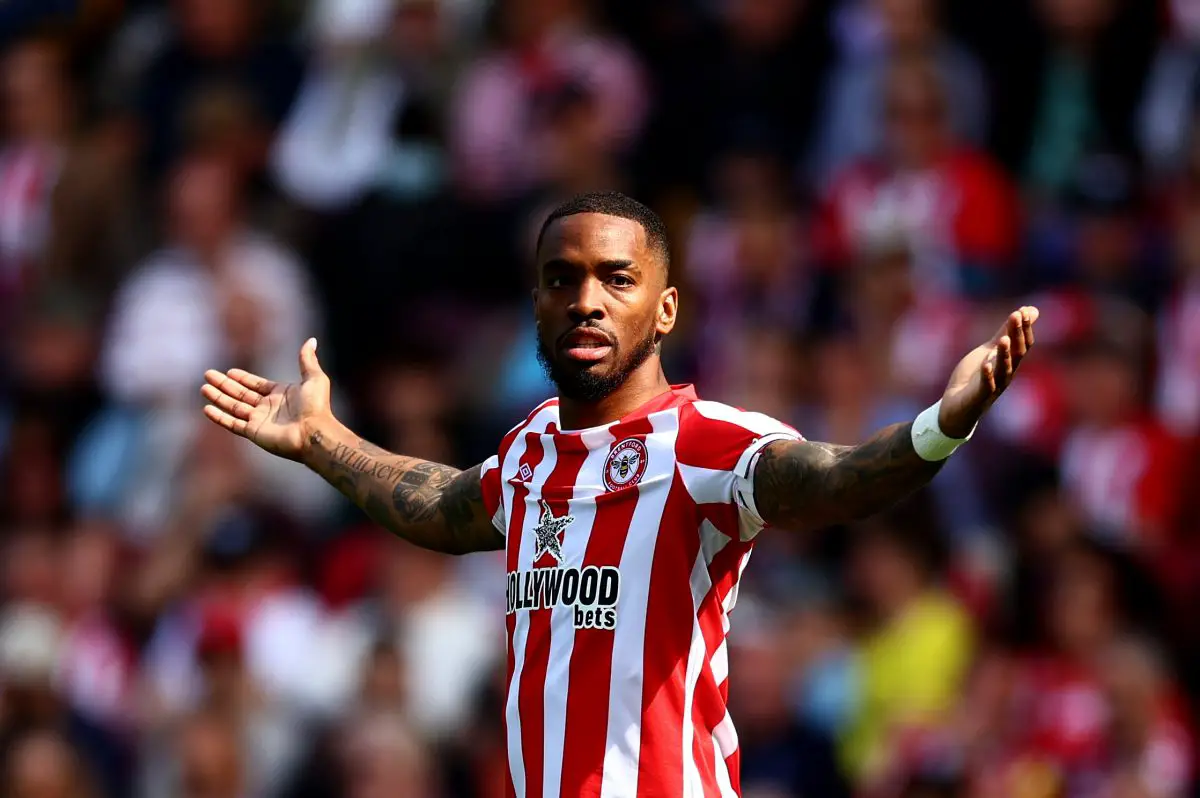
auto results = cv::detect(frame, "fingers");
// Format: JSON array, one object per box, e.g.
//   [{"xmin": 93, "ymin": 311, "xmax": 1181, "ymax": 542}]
[
  {"xmin": 201, "ymin": 383, "xmax": 256, "ymax": 421},
  {"xmin": 203, "ymin": 404, "xmax": 248, "ymax": 436},
  {"xmin": 1006, "ymin": 311, "xmax": 1027, "ymax": 358},
  {"xmin": 298, "ymin": 338, "xmax": 324, "ymax": 381},
  {"xmin": 996, "ymin": 334, "xmax": 1014, "ymax": 386},
  {"xmin": 980, "ymin": 350, "xmax": 998, "ymax": 394},
  {"xmin": 227, "ymin": 368, "xmax": 276, "ymax": 396},
  {"xmin": 998, "ymin": 305, "xmax": 1040, "ymax": 365},
  {"xmin": 204, "ymin": 369, "xmax": 265, "ymax": 406}
]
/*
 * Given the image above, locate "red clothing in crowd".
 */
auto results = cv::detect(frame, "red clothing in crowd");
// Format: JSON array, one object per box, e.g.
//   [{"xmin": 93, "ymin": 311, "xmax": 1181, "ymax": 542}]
[
  {"xmin": 814, "ymin": 148, "xmax": 1019, "ymax": 292},
  {"xmin": 1060, "ymin": 418, "xmax": 1186, "ymax": 554}
]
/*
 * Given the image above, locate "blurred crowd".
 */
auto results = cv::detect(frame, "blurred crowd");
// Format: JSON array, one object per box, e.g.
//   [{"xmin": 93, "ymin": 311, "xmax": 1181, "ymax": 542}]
[{"xmin": 0, "ymin": 0, "xmax": 1198, "ymax": 796}]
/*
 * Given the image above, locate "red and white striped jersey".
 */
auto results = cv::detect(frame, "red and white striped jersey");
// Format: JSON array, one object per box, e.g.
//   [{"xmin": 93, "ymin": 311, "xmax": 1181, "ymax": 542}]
[{"xmin": 479, "ymin": 384, "xmax": 801, "ymax": 798}]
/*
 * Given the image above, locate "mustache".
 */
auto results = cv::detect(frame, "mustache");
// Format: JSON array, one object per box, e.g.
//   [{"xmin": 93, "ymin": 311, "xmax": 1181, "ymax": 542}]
[{"xmin": 556, "ymin": 321, "xmax": 616, "ymax": 347}]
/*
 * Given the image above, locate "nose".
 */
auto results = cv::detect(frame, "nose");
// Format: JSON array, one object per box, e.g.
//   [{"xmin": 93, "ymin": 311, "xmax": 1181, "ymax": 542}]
[{"xmin": 567, "ymin": 276, "xmax": 606, "ymax": 324}]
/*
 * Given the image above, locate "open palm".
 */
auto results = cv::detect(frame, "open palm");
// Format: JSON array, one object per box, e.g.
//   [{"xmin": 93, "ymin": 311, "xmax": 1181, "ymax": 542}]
[
  {"xmin": 938, "ymin": 306, "xmax": 1039, "ymax": 439},
  {"xmin": 200, "ymin": 338, "xmax": 331, "ymax": 461}
]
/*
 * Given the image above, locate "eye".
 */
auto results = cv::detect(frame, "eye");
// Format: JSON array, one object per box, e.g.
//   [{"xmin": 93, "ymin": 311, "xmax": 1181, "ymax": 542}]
[
  {"xmin": 546, "ymin": 275, "xmax": 566, "ymax": 288},
  {"xmin": 609, "ymin": 274, "xmax": 634, "ymax": 288}
]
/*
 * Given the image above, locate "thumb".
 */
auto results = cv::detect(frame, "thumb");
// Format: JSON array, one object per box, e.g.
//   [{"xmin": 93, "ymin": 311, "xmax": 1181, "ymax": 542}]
[{"xmin": 298, "ymin": 337, "xmax": 324, "ymax": 381}]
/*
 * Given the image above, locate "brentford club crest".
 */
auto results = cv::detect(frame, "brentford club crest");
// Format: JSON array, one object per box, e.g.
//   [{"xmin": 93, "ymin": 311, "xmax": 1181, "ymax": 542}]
[{"xmin": 603, "ymin": 438, "xmax": 648, "ymax": 492}]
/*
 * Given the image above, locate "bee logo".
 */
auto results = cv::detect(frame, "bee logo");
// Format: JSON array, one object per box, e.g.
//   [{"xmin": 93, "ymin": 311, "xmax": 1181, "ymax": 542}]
[{"xmin": 603, "ymin": 438, "xmax": 648, "ymax": 492}]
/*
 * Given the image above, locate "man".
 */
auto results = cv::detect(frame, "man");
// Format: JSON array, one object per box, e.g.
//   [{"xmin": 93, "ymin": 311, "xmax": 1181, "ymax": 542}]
[{"xmin": 200, "ymin": 191, "xmax": 1038, "ymax": 797}]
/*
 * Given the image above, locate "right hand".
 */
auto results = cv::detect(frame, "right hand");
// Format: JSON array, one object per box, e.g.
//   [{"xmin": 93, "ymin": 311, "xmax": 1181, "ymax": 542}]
[{"xmin": 200, "ymin": 338, "xmax": 332, "ymax": 462}]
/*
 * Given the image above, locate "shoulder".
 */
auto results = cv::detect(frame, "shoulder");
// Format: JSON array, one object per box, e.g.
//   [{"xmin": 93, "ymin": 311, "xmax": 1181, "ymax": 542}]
[{"xmin": 676, "ymin": 400, "xmax": 802, "ymax": 471}]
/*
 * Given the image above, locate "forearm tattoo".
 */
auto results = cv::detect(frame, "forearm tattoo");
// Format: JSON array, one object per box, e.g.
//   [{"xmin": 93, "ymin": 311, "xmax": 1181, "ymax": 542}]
[
  {"xmin": 308, "ymin": 431, "xmax": 502, "ymax": 554},
  {"xmin": 754, "ymin": 423, "xmax": 944, "ymax": 532}
]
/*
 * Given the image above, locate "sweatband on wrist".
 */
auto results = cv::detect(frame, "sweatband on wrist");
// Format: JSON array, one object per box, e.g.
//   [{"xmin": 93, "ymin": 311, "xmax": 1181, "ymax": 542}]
[{"xmin": 910, "ymin": 400, "xmax": 975, "ymax": 462}]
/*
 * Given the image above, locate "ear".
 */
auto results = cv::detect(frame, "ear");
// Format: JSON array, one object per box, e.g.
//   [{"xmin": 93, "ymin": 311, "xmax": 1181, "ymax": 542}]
[{"xmin": 655, "ymin": 286, "xmax": 678, "ymax": 337}]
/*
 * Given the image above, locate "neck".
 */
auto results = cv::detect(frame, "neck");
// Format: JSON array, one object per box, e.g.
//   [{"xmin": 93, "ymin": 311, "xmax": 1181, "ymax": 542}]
[{"xmin": 557, "ymin": 358, "xmax": 672, "ymax": 430}]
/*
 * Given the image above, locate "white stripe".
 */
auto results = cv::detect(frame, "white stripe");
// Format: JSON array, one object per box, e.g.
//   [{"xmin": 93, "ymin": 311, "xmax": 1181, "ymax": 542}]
[
  {"xmin": 599, "ymin": 410, "xmax": 681, "ymax": 798},
  {"xmin": 676, "ymin": 461, "xmax": 731, "ymax": 506},
  {"xmin": 542, "ymin": 426, "xmax": 614, "ymax": 798},
  {"xmin": 713, "ymin": 709, "xmax": 738, "ymax": 756},
  {"xmin": 712, "ymin": 717, "xmax": 738, "ymax": 798},
  {"xmin": 698, "ymin": 518, "xmax": 731, "ymax": 568},
  {"xmin": 503, "ymin": 406, "xmax": 559, "ymax": 798},
  {"xmin": 481, "ymin": 454, "xmax": 505, "ymax": 533},
  {"xmin": 681, "ymin": 550, "xmax": 711, "ymax": 798},
  {"xmin": 710, "ymin": 639, "xmax": 728, "ymax": 687},
  {"xmin": 690, "ymin": 400, "xmax": 798, "ymax": 437}
]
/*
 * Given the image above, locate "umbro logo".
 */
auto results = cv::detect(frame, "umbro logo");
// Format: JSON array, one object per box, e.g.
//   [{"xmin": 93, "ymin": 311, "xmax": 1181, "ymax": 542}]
[{"xmin": 519, "ymin": 463, "xmax": 533, "ymax": 481}]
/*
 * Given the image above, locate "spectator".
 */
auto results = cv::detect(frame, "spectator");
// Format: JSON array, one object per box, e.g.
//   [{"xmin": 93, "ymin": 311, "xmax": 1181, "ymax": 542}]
[
  {"xmin": 450, "ymin": 0, "xmax": 646, "ymax": 202},
  {"xmin": 645, "ymin": 0, "xmax": 829, "ymax": 193},
  {"xmin": 684, "ymin": 147, "xmax": 813, "ymax": 395},
  {"xmin": 0, "ymin": 33, "xmax": 73, "ymax": 320},
  {"xmin": 1138, "ymin": 0, "xmax": 1200, "ymax": 182},
  {"xmin": 993, "ymin": 0, "xmax": 1157, "ymax": 202},
  {"xmin": 838, "ymin": 506, "xmax": 974, "ymax": 786},
  {"xmin": 1090, "ymin": 637, "xmax": 1194, "ymax": 798},
  {"xmin": 814, "ymin": 52, "xmax": 1019, "ymax": 298},
  {"xmin": 1058, "ymin": 304, "xmax": 1186, "ymax": 558},
  {"xmin": 270, "ymin": 0, "xmax": 405, "ymax": 212},
  {"xmin": 4, "ymin": 728, "xmax": 95, "ymax": 798},
  {"xmin": 94, "ymin": 148, "xmax": 331, "ymax": 533},
  {"xmin": 728, "ymin": 615, "xmax": 850, "ymax": 798},
  {"xmin": 136, "ymin": 0, "xmax": 304, "ymax": 178},
  {"xmin": 375, "ymin": 541, "xmax": 499, "ymax": 742},
  {"xmin": 1000, "ymin": 540, "xmax": 1124, "ymax": 794},
  {"xmin": 809, "ymin": 0, "xmax": 989, "ymax": 189},
  {"xmin": 1155, "ymin": 195, "xmax": 1200, "ymax": 439},
  {"xmin": 340, "ymin": 710, "xmax": 439, "ymax": 798},
  {"xmin": 171, "ymin": 709, "xmax": 245, "ymax": 798}
]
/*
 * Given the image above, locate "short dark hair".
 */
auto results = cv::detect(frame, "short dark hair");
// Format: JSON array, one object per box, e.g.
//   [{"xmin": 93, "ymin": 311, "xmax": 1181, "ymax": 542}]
[{"xmin": 535, "ymin": 191, "xmax": 671, "ymax": 279}]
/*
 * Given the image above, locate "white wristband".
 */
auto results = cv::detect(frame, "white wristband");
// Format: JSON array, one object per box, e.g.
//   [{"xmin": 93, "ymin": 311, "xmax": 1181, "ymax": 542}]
[{"xmin": 910, "ymin": 400, "xmax": 975, "ymax": 462}]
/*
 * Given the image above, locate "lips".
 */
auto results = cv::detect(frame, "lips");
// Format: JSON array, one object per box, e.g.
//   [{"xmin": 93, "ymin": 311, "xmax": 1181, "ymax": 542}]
[{"xmin": 559, "ymin": 328, "xmax": 614, "ymax": 363}]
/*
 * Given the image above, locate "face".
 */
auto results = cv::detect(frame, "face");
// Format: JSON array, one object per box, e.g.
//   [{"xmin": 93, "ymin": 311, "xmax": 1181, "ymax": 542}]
[
  {"xmin": 2, "ymin": 40, "xmax": 69, "ymax": 141},
  {"xmin": 6, "ymin": 733, "xmax": 78, "ymax": 798},
  {"xmin": 535, "ymin": 214, "xmax": 677, "ymax": 402},
  {"xmin": 1047, "ymin": 551, "xmax": 1114, "ymax": 656},
  {"xmin": 885, "ymin": 64, "xmax": 949, "ymax": 168},
  {"xmin": 178, "ymin": 715, "xmax": 242, "ymax": 798},
  {"xmin": 169, "ymin": 155, "xmax": 239, "ymax": 253}
]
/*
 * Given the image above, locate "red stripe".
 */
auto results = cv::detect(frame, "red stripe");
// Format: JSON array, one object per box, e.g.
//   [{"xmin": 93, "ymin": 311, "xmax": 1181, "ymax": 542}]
[
  {"xmin": 518, "ymin": 427, "xmax": 587, "ymax": 798},
  {"xmin": 692, "ymin": 692, "xmax": 723, "ymax": 798},
  {"xmin": 726, "ymin": 750, "xmax": 741, "ymax": 796},
  {"xmin": 505, "ymin": 424, "xmax": 547, "ymax": 798},
  {"xmin": 559, "ymin": 418, "xmax": 654, "ymax": 797},
  {"xmin": 675, "ymin": 403, "xmax": 764, "ymax": 471},
  {"xmin": 636, "ymin": 470, "xmax": 701, "ymax": 795}
]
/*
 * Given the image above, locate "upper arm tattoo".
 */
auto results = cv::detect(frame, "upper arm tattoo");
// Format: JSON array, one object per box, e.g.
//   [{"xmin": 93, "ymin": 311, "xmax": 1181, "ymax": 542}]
[
  {"xmin": 753, "ymin": 422, "xmax": 944, "ymax": 531},
  {"xmin": 309, "ymin": 431, "xmax": 503, "ymax": 554}
]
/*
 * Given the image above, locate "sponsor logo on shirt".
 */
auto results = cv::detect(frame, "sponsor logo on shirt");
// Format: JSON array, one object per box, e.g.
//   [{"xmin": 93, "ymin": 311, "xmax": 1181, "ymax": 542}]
[{"xmin": 508, "ymin": 501, "xmax": 620, "ymax": 630}]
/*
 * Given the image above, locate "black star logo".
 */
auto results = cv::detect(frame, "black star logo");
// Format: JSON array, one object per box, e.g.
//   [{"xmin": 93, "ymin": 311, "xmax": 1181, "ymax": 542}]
[{"xmin": 532, "ymin": 500, "xmax": 572, "ymax": 564}]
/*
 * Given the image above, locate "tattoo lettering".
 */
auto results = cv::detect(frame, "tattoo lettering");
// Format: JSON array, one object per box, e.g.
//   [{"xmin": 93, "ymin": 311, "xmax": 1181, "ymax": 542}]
[
  {"xmin": 328, "ymin": 441, "xmax": 409, "ymax": 485},
  {"xmin": 754, "ymin": 423, "xmax": 943, "ymax": 531}
]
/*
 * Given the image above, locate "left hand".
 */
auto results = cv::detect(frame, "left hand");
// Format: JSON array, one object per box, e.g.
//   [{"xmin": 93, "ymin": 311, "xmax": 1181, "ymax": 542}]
[{"xmin": 938, "ymin": 306, "xmax": 1039, "ymax": 438}]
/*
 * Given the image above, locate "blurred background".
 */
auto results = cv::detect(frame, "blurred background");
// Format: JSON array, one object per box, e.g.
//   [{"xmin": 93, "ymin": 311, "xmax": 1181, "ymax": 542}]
[{"xmin": 0, "ymin": 0, "xmax": 1197, "ymax": 796}]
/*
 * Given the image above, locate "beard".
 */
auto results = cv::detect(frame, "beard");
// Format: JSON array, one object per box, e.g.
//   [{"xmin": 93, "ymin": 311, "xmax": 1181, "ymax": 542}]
[{"xmin": 537, "ymin": 323, "xmax": 659, "ymax": 403}]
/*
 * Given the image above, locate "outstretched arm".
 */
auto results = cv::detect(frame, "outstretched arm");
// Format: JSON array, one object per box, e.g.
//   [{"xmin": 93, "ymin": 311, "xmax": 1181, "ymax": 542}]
[
  {"xmin": 754, "ymin": 424, "xmax": 941, "ymax": 532},
  {"xmin": 200, "ymin": 339, "xmax": 503, "ymax": 555},
  {"xmin": 754, "ymin": 307, "xmax": 1039, "ymax": 532},
  {"xmin": 302, "ymin": 419, "xmax": 503, "ymax": 555}
]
